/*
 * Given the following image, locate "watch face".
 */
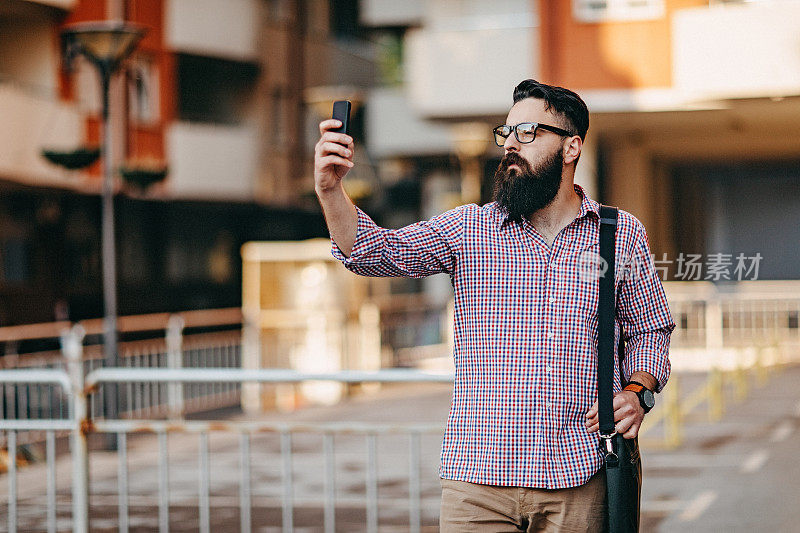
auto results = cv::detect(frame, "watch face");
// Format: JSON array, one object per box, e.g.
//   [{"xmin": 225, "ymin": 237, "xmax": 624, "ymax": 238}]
[{"xmin": 642, "ymin": 389, "xmax": 656, "ymax": 409}]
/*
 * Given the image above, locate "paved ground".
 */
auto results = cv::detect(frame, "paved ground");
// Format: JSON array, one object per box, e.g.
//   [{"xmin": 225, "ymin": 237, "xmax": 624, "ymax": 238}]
[
  {"xmin": 2, "ymin": 364, "xmax": 800, "ymax": 531},
  {"xmin": 640, "ymin": 364, "xmax": 800, "ymax": 532}
]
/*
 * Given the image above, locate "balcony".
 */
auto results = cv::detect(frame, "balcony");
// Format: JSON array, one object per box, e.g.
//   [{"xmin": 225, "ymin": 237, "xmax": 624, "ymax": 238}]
[
  {"xmin": 22, "ymin": 0, "xmax": 76, "ymax": 8},
  {"xmin": 673, "ymin": 2, "xmax": 800, "ymax": 100},
  {"xmin": 0, "ymin": 82, "xmax": 82, "ymax": 186},
  {"xmin": 359, "ymin": 0, "xmax": 423, "ymax": 27},
  {"xmin": 166, "ymin": 121, "xmax": 258, "ymax": 200},
  {"xmin": 166, "ymin": 0, "xmax": 260, "ymax": 61},
  {"xmin": 405, "ymin": 17, "xmax": 538, "ymax": 118},
  {"xmin": 365, "ymin": 87, "xmax": 455, "ymax": 158}
]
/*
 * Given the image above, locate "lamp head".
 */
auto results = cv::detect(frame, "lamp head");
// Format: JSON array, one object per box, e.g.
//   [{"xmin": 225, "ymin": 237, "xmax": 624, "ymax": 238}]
[{"xmin": 61, "ymin": 21, "xmax": 146, "ymax": 73}]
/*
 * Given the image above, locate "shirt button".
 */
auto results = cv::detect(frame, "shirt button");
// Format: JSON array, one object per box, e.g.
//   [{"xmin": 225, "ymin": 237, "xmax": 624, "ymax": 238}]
[
  {"xmin": 548, "ymin": 297, "xmax": 555, "ymax": 304},
  {"xmin": 546, "ymin": 365, "xmax": 553, "ymax": 372},
  {"xmin": 547, "ymin": 331, "xmax": 555, "ymax": 338}
]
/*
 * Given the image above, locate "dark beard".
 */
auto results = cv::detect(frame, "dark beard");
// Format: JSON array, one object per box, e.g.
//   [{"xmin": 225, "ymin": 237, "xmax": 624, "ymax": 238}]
[{"xmin": 492, "ymin": 149, "xmax": 564, "ymax": 224}]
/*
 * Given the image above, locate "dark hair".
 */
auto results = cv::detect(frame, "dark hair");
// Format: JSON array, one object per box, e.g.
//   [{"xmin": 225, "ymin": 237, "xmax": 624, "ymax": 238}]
[{"xmin": 512, "ymin": 79, "xmax": 589, "ymax": 141}]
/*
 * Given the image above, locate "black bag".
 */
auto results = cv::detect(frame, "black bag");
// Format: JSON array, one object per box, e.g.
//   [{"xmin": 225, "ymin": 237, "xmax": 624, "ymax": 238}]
[{"xmin": 598, "ymin": 205, "xmax": 642, "ymax": 533}]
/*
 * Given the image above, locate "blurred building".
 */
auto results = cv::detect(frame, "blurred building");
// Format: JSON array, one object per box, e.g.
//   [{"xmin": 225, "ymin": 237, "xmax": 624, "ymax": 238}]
[
  {"xmin": 2, "ymin": 0, "xmax": 799, "ymax": 326},
  {"xmin": 0, "ymin": 0, "xmax": 379, "ymax": 324},
  {"xmin": 361, "ymin": 0, "xmax": 800, "ymax": 281}
]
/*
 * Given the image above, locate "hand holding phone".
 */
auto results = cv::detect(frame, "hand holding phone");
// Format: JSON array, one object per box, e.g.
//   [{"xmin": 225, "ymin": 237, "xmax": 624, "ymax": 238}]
[{"xmin": 314, "ymin": 100, "xmax": 354, "ymax": 193}]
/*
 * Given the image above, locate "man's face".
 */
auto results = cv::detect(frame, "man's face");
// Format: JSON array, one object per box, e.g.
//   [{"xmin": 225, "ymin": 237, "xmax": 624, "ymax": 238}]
[{"xmin": 492, "ymin": 98, "xmax": 568, "ymax": 222}]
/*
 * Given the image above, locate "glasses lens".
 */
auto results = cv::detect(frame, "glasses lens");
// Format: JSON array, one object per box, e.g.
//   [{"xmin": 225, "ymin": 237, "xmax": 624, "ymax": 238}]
[
  {"xmin": 516, "ymin": 123, "xmax": 536, "ymax": 143},
  {"xmin": 493, "ymin": 125, "xmax": 511, "ymax": 146}
]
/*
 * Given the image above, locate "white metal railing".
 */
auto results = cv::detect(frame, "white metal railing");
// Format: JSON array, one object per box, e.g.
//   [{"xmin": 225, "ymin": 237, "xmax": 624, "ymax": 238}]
[
  {"xmin": 0, "ymin": 360, "xmax": 79, "ymax": 533},
  {"xmin": 665, "ymin": 282, "xmax": 800, "ymax": 372},
  {"xmin": 0, "ymin": 360, "xmax": 452, "ymax": 533},
  {"xmin": 0, "ymin": 309, "xmax": 243, "ymax": 444},
  {"xmin": 2, "ymin": 353, "xmax": 798, "ymax": 529}
]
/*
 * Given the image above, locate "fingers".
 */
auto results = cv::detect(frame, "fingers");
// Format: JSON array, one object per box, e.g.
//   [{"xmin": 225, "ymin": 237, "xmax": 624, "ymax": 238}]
[
  {"xmin": 319, "ymin": 120, "xmax": 353, "ymax": 143},
  {"xmin": 613, "ymin": 392, "xmax": 643, "ymax": 437},
  {"xmin": 614, "ymin": 416, "xmax": 634, "ymax": 434},
  {"xmin": 317, "ymin": 141, "xmax": 352, "ymax": 159},
  {"xmin": 317, "ymin": 154, "xmax": 353, "ymax": 170},
  {"xmin": 588, "ymin": 413, "xmax": 639, "ymax": 436},
  {"xmin": 315, "ymin": 134, "xmax": 354, "ymax": 177},
  {"xmin": 587, "ymin": 420, "xmax": 639, "ymax": 437},
  {"xmin": 586, "ymin": 393, "xmax": 644, "ymax": 436},
  {"xmin": 318, "ymin": 132, "xmax": 353, "ymax": 149},
  {"xmin": 319, "ymin": 119, "xmax": 342, "ymax": 134},
  {"xmin": 622, "ymin": 423, "xmax": 640, "ymax": 439},
  {"xmin": 585, "ymin": 401, "xmax": 598, "ymax": 432}
]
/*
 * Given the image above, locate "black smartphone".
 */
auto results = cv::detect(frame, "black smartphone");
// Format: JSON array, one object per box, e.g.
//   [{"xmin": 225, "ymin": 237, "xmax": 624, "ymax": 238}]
[{"xmin": 331, "ymin": 100, "xmax": 351, "ymax": 137}]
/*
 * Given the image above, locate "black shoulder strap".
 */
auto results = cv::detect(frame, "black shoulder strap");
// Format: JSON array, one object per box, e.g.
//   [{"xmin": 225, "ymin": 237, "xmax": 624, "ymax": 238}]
[{"xmin": 598, "ymin": 205, "xmax": 618, "ymax": 436}]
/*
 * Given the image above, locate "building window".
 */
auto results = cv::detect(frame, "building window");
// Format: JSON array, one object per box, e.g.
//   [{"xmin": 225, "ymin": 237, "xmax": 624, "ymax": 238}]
[
  {"xmin": 573, "ymin": 0, "xmax": 665, "ymax": 23},
  {"xmin": 330, "ymin": 0, "xmax": 362, "ymax": 39},
  {"xmin": 129, "ymin": 56, "xmax": 160, "ymax": 125},
  {"xmin": 376, "ymin": 31, "xmax": 404, "ymax": 87},
  {"xmin": 176, "ymin": 54, "xmax": 259, "ymax": 125},
  {"xmin": 0, "ymin": 239, "xmax": 29, "ymax": 284}
]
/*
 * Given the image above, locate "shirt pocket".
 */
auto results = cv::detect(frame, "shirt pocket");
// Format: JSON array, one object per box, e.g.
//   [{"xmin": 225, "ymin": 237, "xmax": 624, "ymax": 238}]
[
  {"xmin": 563, "ymin": 243, "xmax": 600, "ymax": 307},
  {"xmin": 557, "ymin": 243, "xmax": 606, "ymax": 351}
]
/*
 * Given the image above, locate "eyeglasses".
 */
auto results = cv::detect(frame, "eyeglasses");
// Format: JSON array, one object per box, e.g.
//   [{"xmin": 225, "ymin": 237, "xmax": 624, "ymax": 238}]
[{"xmin": 492, "ymin": 122, "xmax": 575, "ymax": 147}]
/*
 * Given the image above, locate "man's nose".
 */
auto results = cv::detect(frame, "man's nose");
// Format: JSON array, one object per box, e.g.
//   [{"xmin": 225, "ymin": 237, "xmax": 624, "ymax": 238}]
[{"xmin": 503, "ymin": 131, "xmax": 520, "ymax": 153}]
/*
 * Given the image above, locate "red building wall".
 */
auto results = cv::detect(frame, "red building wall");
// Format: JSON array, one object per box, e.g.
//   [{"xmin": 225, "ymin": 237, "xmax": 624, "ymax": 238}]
[{"xmin": 538, "ymin": 0, "xmax": 707, "ymax": 90}]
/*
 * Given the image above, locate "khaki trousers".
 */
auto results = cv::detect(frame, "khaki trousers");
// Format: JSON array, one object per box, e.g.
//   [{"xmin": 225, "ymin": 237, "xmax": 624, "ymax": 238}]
[{"xmin": 440, "ymin": 469, "xmax": 606, "ymax": 533}]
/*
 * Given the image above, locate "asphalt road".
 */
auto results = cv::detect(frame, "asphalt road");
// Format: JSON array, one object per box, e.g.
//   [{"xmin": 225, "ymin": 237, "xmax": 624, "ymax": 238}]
[{"xmin": 641, "ymin": 363, "xmax": 800, "ymax": 532}]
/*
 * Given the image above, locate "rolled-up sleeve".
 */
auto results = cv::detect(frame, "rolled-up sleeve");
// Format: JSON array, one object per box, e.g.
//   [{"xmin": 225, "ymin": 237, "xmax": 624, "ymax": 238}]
[
  {"xmin": 616, "ymin": 224, "xmax": 676, "ymax": 392},
  {"xmin": 331, "ymin": 205, "xmax": 466, "ymax": 278}
]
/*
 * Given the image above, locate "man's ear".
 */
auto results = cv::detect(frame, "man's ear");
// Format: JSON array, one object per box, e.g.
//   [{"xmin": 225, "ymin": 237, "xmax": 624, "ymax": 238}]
[{"xmin": 563, "ymin": 136, "xmax": 582, "ymax": 165}]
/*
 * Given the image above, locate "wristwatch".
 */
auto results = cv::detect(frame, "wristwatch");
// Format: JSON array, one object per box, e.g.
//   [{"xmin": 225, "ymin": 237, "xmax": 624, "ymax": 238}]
[{"xmin": 623, "ymin": 381, "xmax": 655, "ymax": 413}]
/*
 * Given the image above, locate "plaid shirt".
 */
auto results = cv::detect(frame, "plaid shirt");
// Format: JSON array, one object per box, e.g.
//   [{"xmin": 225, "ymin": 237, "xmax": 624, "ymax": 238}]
[{"xmin": 331, "ymin": 184, "xmax": 675, "ymax": 488}]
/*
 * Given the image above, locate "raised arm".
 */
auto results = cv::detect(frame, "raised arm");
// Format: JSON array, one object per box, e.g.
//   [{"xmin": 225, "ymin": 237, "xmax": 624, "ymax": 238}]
[
  {"xmin": 314, "ymin": 119, "xmax": 357, "ymax": 257},
  {"xmin": 314, "ymin": 119, "xmax": 465, "ymax": 278}
]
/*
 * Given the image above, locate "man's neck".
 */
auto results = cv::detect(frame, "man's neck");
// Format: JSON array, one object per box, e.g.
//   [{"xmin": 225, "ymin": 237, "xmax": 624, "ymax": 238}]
[{"xmin": 527, "ymin": 180, "xmax": 582, "ymax": 243}]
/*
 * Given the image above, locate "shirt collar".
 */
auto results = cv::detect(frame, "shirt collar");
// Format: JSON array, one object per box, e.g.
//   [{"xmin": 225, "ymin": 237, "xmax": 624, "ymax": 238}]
[
  {"xmin": 495, "ymin": 183, "xmax": 600, "ymax": 228},
  {"xmin": 574, "ymin": 183, "xmax": 600, "ymax": 221}
]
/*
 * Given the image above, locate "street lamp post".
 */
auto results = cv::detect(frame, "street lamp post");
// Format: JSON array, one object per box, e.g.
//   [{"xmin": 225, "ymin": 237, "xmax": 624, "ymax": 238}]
[{"xmin": 62, "ymin": 22, "xmax": 146, "ymax": 434}]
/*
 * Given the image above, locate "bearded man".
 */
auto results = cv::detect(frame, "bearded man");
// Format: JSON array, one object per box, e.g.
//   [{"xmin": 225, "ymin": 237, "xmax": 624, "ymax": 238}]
[{"xmin": 313, "ymin": 79, "xmax": 675, "ymax": 532}]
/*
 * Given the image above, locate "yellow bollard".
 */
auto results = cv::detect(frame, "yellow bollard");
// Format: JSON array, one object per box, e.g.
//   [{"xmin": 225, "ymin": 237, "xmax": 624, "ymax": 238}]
[
  {"xmin": 734, "ymin": 358, "xmax": 748, "ymax": 402},
  {"xmin": 663, "ymin": 376, "xmax": 682, "ymax": 449},
  {"xmin": 766, "ymin": 341, "xmax": 782, "ymax": 379},
  {"xmin": 708, "ymin": 367, "xmax": 724, "ymax": 422},
  {"xmin": 755, "ymin": 346, "xmax": 768, "ymax": 387}
]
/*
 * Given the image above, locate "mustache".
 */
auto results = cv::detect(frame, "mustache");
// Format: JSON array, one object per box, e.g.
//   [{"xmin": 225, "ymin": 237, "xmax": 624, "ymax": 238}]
[{"xmin": 497, "ymin": 152, "xmax": 530, "ymax": 174}]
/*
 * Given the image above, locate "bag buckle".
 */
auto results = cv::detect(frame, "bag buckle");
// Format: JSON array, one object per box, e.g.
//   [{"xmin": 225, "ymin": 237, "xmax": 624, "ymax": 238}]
[{"xmin": 599, "ymin": 432, "xmax": 618, "ymax": 466}]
